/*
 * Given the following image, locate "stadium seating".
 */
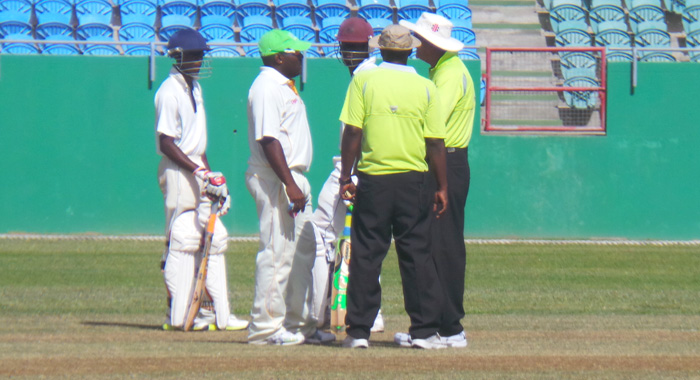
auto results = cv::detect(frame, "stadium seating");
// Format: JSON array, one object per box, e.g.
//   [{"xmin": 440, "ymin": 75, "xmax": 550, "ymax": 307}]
[
  {"xmin": 551, "ymin": 19, "xmax": 587, "ymax": 34},
  {"xmin": 0, "ymin": 19, "xmax": 37, "ymax": 54},
  {"xmin": 159, "ymin": 15, "xmax": 193, "ymax": 40},
  {"xmin": 549, "ymin": 2, "xmax": 587, "ymax": 34},
  {"xmin": 588, "ymin": 4, "xmax": 626, "ymax": 33},
  {"xmin": 199, "ymin": 0, "xmax": 236, "ymax": 25},
  {"xmin": 0, "ymin": 0, "xmax": 34, "ymax": 24},
  {"xmin": 435, "ymin": 0, "xmax": 472, "ymax": 20},
  {"xmin": 313, "ymin": 0, "xmax": 350, "ymax": 21},
  {"xmin": 318, "ymin": 15, "xmax": 343, "ymax": 56},
  {"xmin": 682, "ymin": 0, "xmax": 700, "ymax": 29},
  {"xmin": 594, "ymin": 27, "xmax": 633, "ymax": 61},
  {"xmin": 396, "ymin": 0, "xmax": 431, "ymax": 23},
  {"xmin": 35, "ymin": 0, "xmax": 74, "ymax": 25},
  {"xmin": 273, "ymin": 0, "xmax": 312, "ymax": 20},
  {"xmin": 200, "ymin": 22, "xmax": 235, "ymax": 39},
  {"xmin": 634, "ymin": 27, "xmax": 675, "ymax": 61},
  {"xmin": 159, "ymin": 0, "xmax": 198, "ymax": 26},
  {"xmin": 81, "ymin": 36, "xmax": 121, "ymax": 55},
  {"xmin": 119, "ymin": 0, "xmax": 157, "ymax": 26},
  {"xmin": 668, "ymin": 0, "xmax": 685, "ymax": 13},
  {"xmin": 239, "ymin": 15, "xmax": 272, "ymax": 54},
  {"xmin": 457, "ymin": 49, "xmax": 479, "ymax": 59},
  {"xmin": 452, "ymin": 18, "xmax": 476, "ymax": 46},
  {"xmin": 280, "ymin": 16, "xmax": 316, "ymax": 42},
  {"xmin": 236, "ymin": 0, "xmax": 273, "ymax": 22},
  {"xmin": 75, "ymin": 0, "xmax": 113, "ymax": 26},
  {"xmin": 555, "ymin": 27, "xmax": 592, "ymax": 46},
  {"xmin": 628, "ymin": 4, "xmax": 666, "ymax": 33},
  {"xmin": 367, "ymin": 17, "xmax": 392, "ymax": 34},
  {"xmin": 563, "ymin": 76, "xmax": 599, "ymax": 109},
  {"xmin": 357, "ymin": 0, "xmax": 394, "ymax": 20},
  {"xmin": 685, "ymin": 27, "xmax": 700, "ymax": 60},
  {"xmin": 38, "ymin": 34, "xmax": 81, "ymax": 55},
  {"xmin": 118, "ymin": 22, "xmax": 156, "ymax": 54},
  {"xmin": 200, "ymin": 14, "xmax": 233, "ymax": 26},
  {"xmin": 587, "ymin": 0, "xmax": 623, "ymax": 9}
]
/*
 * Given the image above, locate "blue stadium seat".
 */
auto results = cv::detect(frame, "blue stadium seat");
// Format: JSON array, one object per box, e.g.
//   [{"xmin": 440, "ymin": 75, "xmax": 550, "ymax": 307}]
[
  {"xmin": 39, "ymin": 34, "xmax": 81, "ymax": 55},
  {"xmin": 588, "ymin": 5, "xmax": 626, "ymax": 33},
  {"xmin": 559, "ymin": 50, "xmax": 597, "ymax": 70},
  {"xmin": 547, "ymin": 0, "xmax": 582, "ymax": 9},
  {"xmin": 239, "ymin": 15, "xmax": 272, "ymax": 51},
  {"xmin": 76, "ymin": 22, "xmax": 113, "ymax": 39},
  {"xmin": 457, "ymin": 49, "xmax": 479, "ymax": 59},
  {"xmin": 604, "ymin": 49, "xmax": 634, "ymax": 61},
  {"xmin": 304, "ymin": 47, "xmax": 321, "ymax": 57},
  {"xmin": 200, "ymin": 14, "xmax": 233, "ymax": 26},
  {"xmin": 587, "ymin": 0, "xmax": 622, "ymax": 8},
  {"xmin": 638, "ymin": 51, "xmax": 676, "ymax": 61},
  {"xmin": 119, "ymin": 0, "xmax": 157, "ymax": 26},
  {"xmin": 0, "ymin": 0, "xmax": 34, "ymax": 24},
  {"xmin": 318, "ymin": 15, "xmax": 343, "ymax": 56},
  {"xmin": 35, "ymin": 21, "xmax": 73, "ymax": 39},
  {"xmin": 549, "ymin": 4, "xmax": 587, "ymax": 34},
  {"xmin": 35, "ymin": 0, "xmax": 74, "ymax": 25},
  {"xmin": 450, "ymin": 11, "xmax": 472, "ymax": 29},
  {"xmin": 552, "ymin": 19, "xmax": 587, "ymax": 34},
  {"xmin": 207, "ymin": 40, "xmax": 241, "ymax": 56},
  {"xmin": 244, "ymin": 46, "xmax": 260, "ymax": 56},
  {"xmin": 555, "ymin": 28, "xmax": 592, "ymax": 45},
  {"xmin": 1, "ymin": 33, "xmax": 40, "ymax": 54},
  {"xmin": 200, "ymin": 0, "xmax": 236, "ymax": 25},
  {"xmin": 358, "ymin": 0, "xmax": 394, "ymax": 20},
  {"xmin": 435, "ymin": 0, "xmax": 472, "ymax": 20},
  {"xmin": 313, "ymin": 0, "xmax": 350, "ymax": 21},
  {"xmin": 236, "ymin": 0, "xmax": 272, "ymax": 22},
  {"xmin": 281, "ymin": 16, "xmax": 316, "ymax": 42},
  {"xmin": 682, "ymin": 0, "xmax": 700, "ymax": 30},
  {"xmin": 159, "ymin": 0, "xmax": 198, "ymax": 25},
  {"xmin": 118, "ymin": 22, "xmax": 155, "ymax": 54},
  {"xmin": 396, "ymin": 0, "xmax": 430, "ymax": 23},
  {"xmin": 634, "ymin": 27, "xmax": 673, "ymax": 61},
  {"xmin": 594, "ymin": 27, "xmax": 631, "ymax": 46},
  {"xmin": 628, "ymin": 0, "xmax": 663, "ymax": 8},
  {"xmin": 628, "ymin": 5, "xmax": 666, "ymax": 33},
  {"xmin": 668, "ymin": 0, "xmax": 686, "ymax": 13},
  {"xmin": 563, "ymin": 76, "xmax": 599, "ymax": 109},
  {"xmin": 200, "ymin": 22, "xmax": 234, "ymax": 39},
  {"xmin": 367, "ymin": 17, "xmax": 391, "ymax": 34},
  {"xmin": 81, "ymin": 34, "xmax": 121, "ymax": 55},
  {"xmin": 561, "ymin": 66, "xmax": 596, "ymax": 80},
  {"xmin": 0, "ymin": 20, "xmax": 33, "ymax": 36},
  {"xmin": 591, "ymin": 19, "xmax": 626, "ymax": 33},
  {"xmin": 452, "ymin": 19, "xmax": 476, "ymax": 46},
  {"xmin": 75, "ymin": 0, "xmax": 113, "ymax": 26},
  {"xmin": 274, "ymin": 0, "xmax": 312, "ymax": 19},
  {"xmin": 685, "ymin": 27, "xmax": 700, "ymax": 60},
  {"xmin": 159, "ymin": 15, "xmax": 193, "ymax": 39}
]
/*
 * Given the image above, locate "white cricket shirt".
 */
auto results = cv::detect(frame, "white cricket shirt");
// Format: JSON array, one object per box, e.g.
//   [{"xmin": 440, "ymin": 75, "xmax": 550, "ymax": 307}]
[
  {"xmin": 154, "ymin": 68, "xmax": 207, "ymax": 159},
  {"xmin": 247, "ymin": 66, "xmax": 313, "ymax": 172}
]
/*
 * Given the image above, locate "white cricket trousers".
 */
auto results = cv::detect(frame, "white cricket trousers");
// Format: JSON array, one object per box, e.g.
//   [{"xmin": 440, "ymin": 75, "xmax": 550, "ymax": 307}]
[
  {"xmin": 158, "ymin": 156, "xmax": 230, "ymax": 330},
  {"xmin": 245, "ymin": 165, "xmax": 317, "ymax": 342}
]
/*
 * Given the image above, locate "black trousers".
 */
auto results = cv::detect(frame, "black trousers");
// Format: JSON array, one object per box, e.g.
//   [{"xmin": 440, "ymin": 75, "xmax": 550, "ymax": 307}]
[
  {"xmin": 346, "ymin": 171, "xmax": 443, "ymax": 340},
  {"xmin": 430, "ymin": 147, "xmax": 470, "ymax": 336}
]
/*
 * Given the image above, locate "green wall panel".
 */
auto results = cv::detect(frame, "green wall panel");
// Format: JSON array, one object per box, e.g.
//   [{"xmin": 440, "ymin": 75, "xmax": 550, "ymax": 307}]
[{"xmin": 1, "ymin": 55, "xmax": 697, "ymax": 239}]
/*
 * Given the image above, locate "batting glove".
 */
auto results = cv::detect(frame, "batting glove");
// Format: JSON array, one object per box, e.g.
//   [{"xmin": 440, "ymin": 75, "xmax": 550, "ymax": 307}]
[
  {"xmin": 205, "ymin": 172, "xmax": 228, "ymax": 200},
  {"xmin": 219, "ymin": 195, "xmax": 231, "ymax": 216}
]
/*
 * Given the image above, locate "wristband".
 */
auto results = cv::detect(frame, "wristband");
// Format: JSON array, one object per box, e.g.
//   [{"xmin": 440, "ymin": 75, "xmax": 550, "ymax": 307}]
[{"xmin": 339, "ymin": 177, "xmax": 352, "ymax": 185}]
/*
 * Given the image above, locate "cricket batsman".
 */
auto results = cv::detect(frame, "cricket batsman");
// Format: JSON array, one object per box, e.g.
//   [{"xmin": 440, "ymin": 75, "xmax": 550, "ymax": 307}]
[{"xmin": 155, "ymin": 28, "xmax": 248, "ymax": 331}]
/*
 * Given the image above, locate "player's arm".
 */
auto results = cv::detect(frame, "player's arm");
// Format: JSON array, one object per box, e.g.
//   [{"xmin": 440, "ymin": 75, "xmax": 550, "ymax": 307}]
[
  {"xmin": 339, "ymin": 124, "xmax": 362, "ymax": 200},
  {"xmin": 259, "ymin": 137, "xmax": 306, "ymax": 213},
  {"xmin": 426, "ymin": 138, "xmax": 448, "ymax": 217},
  {"xmin": 159, "ymin": 134, "xmax": 200, "ymax": 173}
]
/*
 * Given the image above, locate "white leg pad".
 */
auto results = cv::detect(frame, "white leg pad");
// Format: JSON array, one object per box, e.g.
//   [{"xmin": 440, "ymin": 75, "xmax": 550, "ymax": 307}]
[
  {"xmin": 164, "ymin": 249, "xmax": 195, "ymax": 329},
  {"xmin": 205, "ymin": 253, "xmax": 231, "ymax": 330},
  {"xmin": 169, "ymin": 211, "xmax": 202, "ymax": 253},
  {"xmin": 210, "ymin": 217, "xmax": 229, "ymax": 255}
]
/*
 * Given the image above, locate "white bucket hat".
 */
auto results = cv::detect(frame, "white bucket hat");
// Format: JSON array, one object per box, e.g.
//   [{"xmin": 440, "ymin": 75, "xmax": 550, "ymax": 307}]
[{"xmin": 399, "ymin": 13, "xmax": 465, "ymax": 52}]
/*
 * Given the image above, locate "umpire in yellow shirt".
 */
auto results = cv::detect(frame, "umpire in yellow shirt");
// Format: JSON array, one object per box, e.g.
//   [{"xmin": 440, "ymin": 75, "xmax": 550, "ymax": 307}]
[
  {"xmin": 398, "ymin": 13, "xmax": 476, "ymax": 348},
  {"xmin": 338, "ymin": 24, "xmax": 449, "ymax": 349}
]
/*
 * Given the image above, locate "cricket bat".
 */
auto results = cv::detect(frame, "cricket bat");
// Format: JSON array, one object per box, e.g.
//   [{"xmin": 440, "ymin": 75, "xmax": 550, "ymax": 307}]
[
  {"xmin": 330, "ymin": 204, "xmax": 353, "ymax": 333},
  {"xmin": 183, "ymin": 192, "xmax": 222, "ymax": 331}
]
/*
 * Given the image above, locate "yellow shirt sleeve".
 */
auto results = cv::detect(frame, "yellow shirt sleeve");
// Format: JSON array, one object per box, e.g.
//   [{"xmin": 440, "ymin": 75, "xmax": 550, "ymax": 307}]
[
  {"xmin": 423, "ymin": 82, "xmax": 446, "ymax": 139},
  {"xmin": 339, "ymin": 74, "xmax": 365, "ymax": 129}
]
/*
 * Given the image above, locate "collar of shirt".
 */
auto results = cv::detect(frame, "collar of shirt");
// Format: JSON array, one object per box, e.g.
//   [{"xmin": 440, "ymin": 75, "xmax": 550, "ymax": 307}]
[
  {"xmin": 430, "ymin": 51, "xmax": 459, "ymax": 76},
  {"xmin": 353, "ymin": 57, "xmax": 377, "ymax": 74},
  {"xmin": 378, "ymin": 61, "xmax": 417, "ymax": 74},
  {"xmin": 169, "ymin": 67, "xmax": 196, "ymax": 92},
  {"xmin": 259, "ymin": 66, "xmax": 293, "ymax": 86}
]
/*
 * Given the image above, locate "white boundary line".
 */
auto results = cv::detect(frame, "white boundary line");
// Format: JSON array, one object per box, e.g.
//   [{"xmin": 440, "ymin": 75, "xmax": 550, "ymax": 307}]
[{"xmin": 1, "ymin": 234, "xmax": 699, "ymax": 246}]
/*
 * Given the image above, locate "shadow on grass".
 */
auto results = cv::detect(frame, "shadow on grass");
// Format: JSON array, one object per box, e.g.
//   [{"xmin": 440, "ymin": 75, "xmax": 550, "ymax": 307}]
[{"xmin": 81, "ymin": 321, "xmax": 162, "ymax": 330}]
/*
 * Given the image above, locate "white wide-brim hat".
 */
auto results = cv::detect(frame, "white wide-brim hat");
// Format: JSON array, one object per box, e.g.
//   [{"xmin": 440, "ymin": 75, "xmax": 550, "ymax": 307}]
[{"xmin": 399, "ymin": 13, "xmax": 465, "ymax": 52}]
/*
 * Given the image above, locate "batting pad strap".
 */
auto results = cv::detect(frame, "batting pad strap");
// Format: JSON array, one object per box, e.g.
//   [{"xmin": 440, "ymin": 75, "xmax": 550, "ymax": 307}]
[{"xmin": 169, "ymin": 211, "xmax": 202, "ymax": 253}]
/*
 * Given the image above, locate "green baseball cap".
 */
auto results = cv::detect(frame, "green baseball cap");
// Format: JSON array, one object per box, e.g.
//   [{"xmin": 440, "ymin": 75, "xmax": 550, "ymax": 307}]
[{"xmin": 259, "ymin": 29, "xmax": 312, "ymax": 56}]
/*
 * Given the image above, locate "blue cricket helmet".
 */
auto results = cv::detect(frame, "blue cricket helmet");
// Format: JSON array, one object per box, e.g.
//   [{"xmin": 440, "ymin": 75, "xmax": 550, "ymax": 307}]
[{"xmin": 167, "ymin": 28, "xmax": 211, "ymax": 55}]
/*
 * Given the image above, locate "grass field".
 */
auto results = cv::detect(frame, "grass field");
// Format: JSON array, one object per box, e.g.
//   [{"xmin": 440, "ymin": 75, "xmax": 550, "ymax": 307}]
[{"xmin": 1, "ymin": 239, "xmax": 699, "ymax": 379}]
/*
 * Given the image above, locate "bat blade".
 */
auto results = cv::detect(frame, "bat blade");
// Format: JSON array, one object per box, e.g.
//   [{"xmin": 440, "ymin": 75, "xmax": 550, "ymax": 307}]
[{"xmin": 330, "ymin": 238, "xmax": 351, "ymax": 332}]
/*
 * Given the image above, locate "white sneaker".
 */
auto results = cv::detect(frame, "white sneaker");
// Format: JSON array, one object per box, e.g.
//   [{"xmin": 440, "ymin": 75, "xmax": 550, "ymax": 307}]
[
  {"xmin": 305, "ymin": 329, "xmax": 336, "ymax": 344},
  {"xmin": 342, "ymin": 335, "xmax": 369, "ymax": 348},
  {"xmin": 250, "ymin": 330, "xmax": 305, "ymax": 346},
  {"xmin": 222, "ymin": 315, "xmax": 249, "ymax": 331},
  {"xmin": 192, "ymin": 309, "xmax": 216, "ymax": 331},
  {"xmin": 411, "ymin": 334, "xmax": 445, "ymax": 349},
  {"xmin": 370, "ymin": 310, "xmax": 385, "ymax": 333},
  {"xmin": 393, "ymin": 332, "xmax": 411, "ymax": 347},
  {"xmin": 440, "ymin": 331, "xmax": 468, "ymax": 348}
]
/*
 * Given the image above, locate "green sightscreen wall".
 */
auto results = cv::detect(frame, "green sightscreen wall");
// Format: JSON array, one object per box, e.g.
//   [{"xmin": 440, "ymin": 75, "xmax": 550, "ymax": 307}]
[{"xmin": 0, "ymin": 56, "xmax": 698, "ymax": 240}]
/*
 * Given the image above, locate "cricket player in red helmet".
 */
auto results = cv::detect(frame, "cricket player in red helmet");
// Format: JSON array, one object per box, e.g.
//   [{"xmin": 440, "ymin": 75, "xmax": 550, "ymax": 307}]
[{"xmin": 310, "ymin": 17, "xmax": 385, "ymax": 333}]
